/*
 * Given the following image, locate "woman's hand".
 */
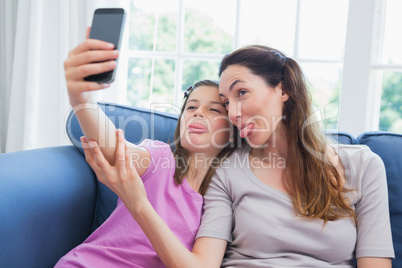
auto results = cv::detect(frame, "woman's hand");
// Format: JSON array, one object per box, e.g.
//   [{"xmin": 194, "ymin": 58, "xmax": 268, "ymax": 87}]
[
  {"xmin": 64, "ymin": 27, "xmax": 119, "ymax": 107},
  {"xmin": 81, "ymin": 129, "xmax": 148, "ymax": 211}
]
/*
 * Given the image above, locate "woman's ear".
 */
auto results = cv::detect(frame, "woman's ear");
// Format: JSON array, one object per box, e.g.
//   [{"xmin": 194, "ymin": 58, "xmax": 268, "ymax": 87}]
[
  {"xmin": 281, "ymin": 90, "xmax": 289, "ymax": 102},
  {"xmin": 278, "ymin": 82, "xmax": 289, "ymax": 102}
]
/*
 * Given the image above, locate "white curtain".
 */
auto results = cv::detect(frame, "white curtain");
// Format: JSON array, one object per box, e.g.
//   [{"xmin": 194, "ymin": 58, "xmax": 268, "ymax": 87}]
[
  {"xmin": 0, "ymin": 0, "xmax": 18, "ymax": 153},
  {"xmin": 0, "ymin": 0, "xmax": 129, "ymax": 153}
]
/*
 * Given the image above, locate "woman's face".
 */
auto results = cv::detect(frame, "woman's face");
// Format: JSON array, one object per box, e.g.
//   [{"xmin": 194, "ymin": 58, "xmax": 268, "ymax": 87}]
[
  {"xmin": 179, "ymin": 85, "xmax": 231, "ymax": 156},
  {"xmin": 219, "ymin": 64, "xmax": 289, "ymax": 148}
]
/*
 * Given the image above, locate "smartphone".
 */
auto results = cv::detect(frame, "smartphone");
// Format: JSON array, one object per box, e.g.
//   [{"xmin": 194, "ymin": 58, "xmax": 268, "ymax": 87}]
[{"xmin": 84, "ymin": 8, "xmax": 126, "ymax": 83}]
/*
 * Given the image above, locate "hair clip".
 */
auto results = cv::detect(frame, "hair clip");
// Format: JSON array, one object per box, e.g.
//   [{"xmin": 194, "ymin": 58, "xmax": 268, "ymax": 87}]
[{"xmin": 183, "ymin": 86, "xmax": 193, "ymax": 98}]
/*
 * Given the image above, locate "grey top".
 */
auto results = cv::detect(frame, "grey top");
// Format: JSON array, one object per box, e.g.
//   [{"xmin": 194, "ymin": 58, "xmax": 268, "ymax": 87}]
[{"xmin": 196, "ymin": 144, "xmax": 394, "ymax": 267}]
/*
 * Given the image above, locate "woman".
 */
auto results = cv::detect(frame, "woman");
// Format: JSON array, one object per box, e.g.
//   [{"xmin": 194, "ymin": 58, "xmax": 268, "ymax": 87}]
[
  {"xmin": 55, "ymin": 31, "xmax": 237, "ymax": 267},
  {"xmin": 87, "ymin": 45, "xmax": 394, "ymax": 267}
]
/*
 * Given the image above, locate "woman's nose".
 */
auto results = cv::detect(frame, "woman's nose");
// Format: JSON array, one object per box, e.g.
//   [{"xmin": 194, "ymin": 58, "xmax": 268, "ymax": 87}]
[{"xmin": 228, "ymin": 102, "xmax": 240, "ymax": 124}]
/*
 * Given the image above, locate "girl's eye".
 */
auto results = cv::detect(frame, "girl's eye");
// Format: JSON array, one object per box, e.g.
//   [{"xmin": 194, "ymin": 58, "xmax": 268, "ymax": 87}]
[
  {"xmin": 187, "ymin": 106, "xmax": 196, "ymax": 110},
  {"xmin": 223, "ymin": 101, "xmax": 229, "ymax": 108},
  {"xmin": 210, "ymin": 108, "xmax": 221, "ymax": 113}
]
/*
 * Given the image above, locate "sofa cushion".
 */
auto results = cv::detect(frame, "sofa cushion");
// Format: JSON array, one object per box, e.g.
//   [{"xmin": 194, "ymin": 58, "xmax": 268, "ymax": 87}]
[
  {"xmin": 65, "ymin": 102, "xmax": 179, "ymax": 231},
  {"xmin": 356, "ymin": 131, "xmax": 402, "ymax": 266},
  {"xmin": 0, "ymin": 146, "xmax": 96, "ymax": 267}
]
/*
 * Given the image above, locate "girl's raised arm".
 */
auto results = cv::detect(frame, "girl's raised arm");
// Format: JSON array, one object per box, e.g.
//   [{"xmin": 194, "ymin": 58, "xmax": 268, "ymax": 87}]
[{"xmin": 65, "ymin": 28, "xmax": 149, "ymax": 173}]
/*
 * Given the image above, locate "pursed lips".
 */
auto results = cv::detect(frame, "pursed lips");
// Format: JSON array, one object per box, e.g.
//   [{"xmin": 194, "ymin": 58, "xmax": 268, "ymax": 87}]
[
  {"xmin": 239, "ymin": 122, "xmax": 254, "ymax": 138},
  {"xmin": 188, "ymin": 122, "xmax": 208, "ymax": 133}
]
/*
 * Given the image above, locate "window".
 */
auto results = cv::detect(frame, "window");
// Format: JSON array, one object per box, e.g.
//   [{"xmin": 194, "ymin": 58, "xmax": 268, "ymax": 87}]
[
  {"xmin": 127, "ymin": 0, "xmax": 235, "ymax": 113},
  {"xmin": 126, "ymin": 0, "xmax": 349, "ymax": 125},
  {"xmin": 379, "ymin": 71, "xmax": 402, "ymax": 133},
  {"xmin": 376, "ymin": 0, "xmax": 402, "ymax": 133}
]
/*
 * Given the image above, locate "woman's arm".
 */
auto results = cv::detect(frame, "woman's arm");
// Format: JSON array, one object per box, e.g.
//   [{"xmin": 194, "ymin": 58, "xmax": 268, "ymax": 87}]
[
  {"xmin": 133, "ymin": 201, "xmax": 227, "ymax": 268},
  {"xmin": 353, "ymin": 150, "xmax": 394, "ymax": 265},
  {"xmin": 82, "ymin": 130, "xmax": 227, "ymax": 268},
  {"xmin": 357, "ymin": 257, "xmax": 392, "ymax": 268},
  {"xmin": 65, "ymin": 28, "xmax": 148, "ymax": 172}
]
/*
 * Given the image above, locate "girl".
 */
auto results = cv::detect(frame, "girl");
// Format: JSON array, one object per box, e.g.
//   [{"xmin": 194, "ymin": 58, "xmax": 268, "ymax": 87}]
[
  {"xmin": 86, "ymin": 45, "xmax": 394, "ymax": 267},
  {"xmin": 55, "ymin": 33, "xmax": 236, "ymax": 267}
]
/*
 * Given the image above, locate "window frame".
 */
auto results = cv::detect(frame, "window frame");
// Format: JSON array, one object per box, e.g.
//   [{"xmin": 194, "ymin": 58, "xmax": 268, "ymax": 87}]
[{"xmin": 340, "ymin": 0, "xmax": 402, "ymax": 136}]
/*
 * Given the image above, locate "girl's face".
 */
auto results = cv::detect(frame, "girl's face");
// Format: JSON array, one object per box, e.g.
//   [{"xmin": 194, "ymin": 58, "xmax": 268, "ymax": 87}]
[
  {"xmin": 180, "ymin": 85, "xmax": 231, "ymax": 156},
  {"xmin": 219, "ymin": 64, "xmax": 289, "ymax": 148}
]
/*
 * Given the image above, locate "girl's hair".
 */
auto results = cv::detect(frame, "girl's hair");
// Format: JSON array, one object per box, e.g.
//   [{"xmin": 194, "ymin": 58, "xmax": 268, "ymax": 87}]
[
  {"xmin": 172, "ymin": 79, "xmax": 239, "ymax": 196},
  {"xmin": 219, "ymin": 45, "xmax": 356, "ymax": 224}
]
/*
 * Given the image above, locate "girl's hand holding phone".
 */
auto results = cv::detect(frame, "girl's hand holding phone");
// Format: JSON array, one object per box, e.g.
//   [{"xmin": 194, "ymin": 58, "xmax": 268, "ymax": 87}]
[{"xmin": 64, "ymin": 27, "xmax": 119, "ymax": 107}]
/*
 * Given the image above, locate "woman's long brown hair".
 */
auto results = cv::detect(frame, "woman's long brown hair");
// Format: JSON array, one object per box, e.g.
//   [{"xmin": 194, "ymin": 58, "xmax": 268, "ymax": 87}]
[
  {"xmin": 219, "ymin": 45, "xmax": 356, "ymax": 224},
  {"xmin": 172, "ymin": 80, "xmax": 239, "ymax": 196}
]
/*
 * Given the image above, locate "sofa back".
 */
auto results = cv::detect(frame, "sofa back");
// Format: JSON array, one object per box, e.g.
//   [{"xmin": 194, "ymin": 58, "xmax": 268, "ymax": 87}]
[
  {"xmin": 325, "ymin": 130, "xmax": 355, "ymax": 144},
  {"xmin": 66, "ymin": 103, "xmax": 402, "ymax": 266}
]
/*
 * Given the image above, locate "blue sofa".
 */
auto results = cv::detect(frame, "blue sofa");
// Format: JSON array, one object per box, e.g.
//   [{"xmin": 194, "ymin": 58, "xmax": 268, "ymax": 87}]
[{"xmin": 0, "ymin": 102, "xmax": 401, "ymax": 268}]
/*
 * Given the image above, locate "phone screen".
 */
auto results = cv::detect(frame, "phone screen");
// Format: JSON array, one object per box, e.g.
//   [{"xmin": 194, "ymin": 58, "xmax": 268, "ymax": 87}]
[{"xmin": 84, "ymin": 8, "xmax": 126, "ymax": 83}]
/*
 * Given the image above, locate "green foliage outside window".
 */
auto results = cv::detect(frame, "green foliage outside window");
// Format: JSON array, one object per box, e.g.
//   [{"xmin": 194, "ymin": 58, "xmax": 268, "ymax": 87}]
[
  {"xmin": 127, "ymin": 3, "xmax": 231, "ymax": 110},
  {"xmin": 380, "ymin": 72, "xmax": 402, "ymax": 133},
  {"xmin": 129, "ymin": 2, "xmax": 177, "ymax": 51},
  {"xmin": 184, "ymin": 9, "xmax": 233, "ymax": 54}
]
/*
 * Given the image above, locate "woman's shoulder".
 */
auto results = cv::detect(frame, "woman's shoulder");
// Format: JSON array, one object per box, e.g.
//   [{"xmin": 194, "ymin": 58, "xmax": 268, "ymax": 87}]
[
  {"xmin": 212, "ymin": 143, "xmax": 250, "ymax": 187},
  {"xmin": 335, "ymin": 144, "xmax": 385, "ymax": 189},
  {"xmin": 335, "ymin": 143, "xmax": 381, "ymax": 166}
]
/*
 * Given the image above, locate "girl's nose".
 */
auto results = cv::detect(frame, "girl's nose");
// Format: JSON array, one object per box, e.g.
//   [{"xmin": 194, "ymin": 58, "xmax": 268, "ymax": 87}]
[{"xmin": 193, "ymin": 107, "xmax": 205, "ymax": 118}]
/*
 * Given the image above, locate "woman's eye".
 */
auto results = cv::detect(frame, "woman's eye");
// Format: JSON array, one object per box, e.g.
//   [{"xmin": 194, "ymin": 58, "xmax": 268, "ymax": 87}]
[
  {"xmin": 223, "ymin": 101, "xmax": 229, "ymax": 108},
  {"xmin": 210, "ymin": 108, "xmax": 221, "ymax": 113},
  {"xmin": 238, "ymin": 89, "xmax": 247, "ymax": 97},
  {"xmin": 187, "ymin": 106, "xmax": 196, "ymax": 110}
]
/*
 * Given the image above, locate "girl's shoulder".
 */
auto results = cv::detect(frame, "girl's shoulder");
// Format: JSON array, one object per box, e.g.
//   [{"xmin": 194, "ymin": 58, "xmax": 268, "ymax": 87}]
[
  {"xmin": 137, "ymin": 139, "xmax": 176, "ymax": 182},
  {"xmin": 138, "ymin": 139, "xmax": 172, "ymax": 150},
  {"xmin": 138, "ymin": 139, "xmax": 173, "ymax": 157}
]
